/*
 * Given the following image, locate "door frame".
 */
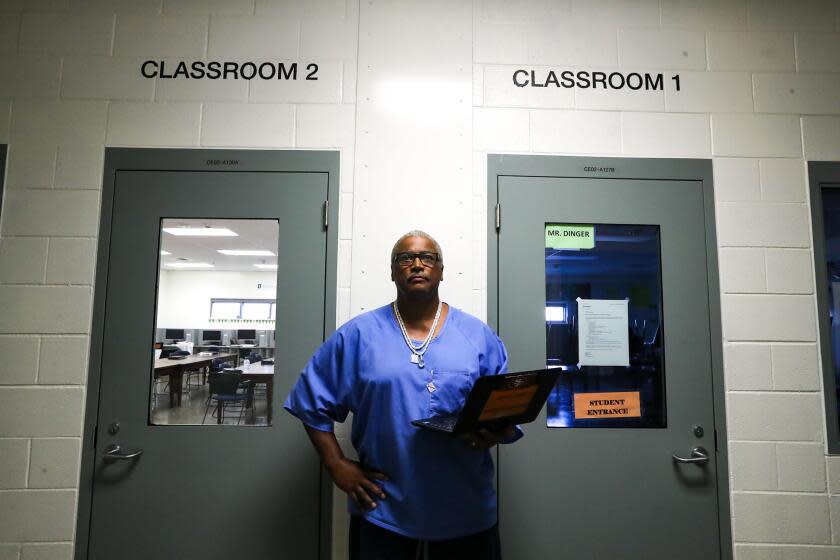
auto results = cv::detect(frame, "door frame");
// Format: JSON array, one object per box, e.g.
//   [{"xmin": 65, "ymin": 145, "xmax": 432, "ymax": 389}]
[
  {"xmin": 76, "ymin": 148, "xmax": 341, "ymax": 560},
  {"xmin": 486, "ymin": 154, "xmax": 732, "ymax": 560},
  {"xmin": 808, "ymin": 161, "xmax": 840, "ymax": 454}
]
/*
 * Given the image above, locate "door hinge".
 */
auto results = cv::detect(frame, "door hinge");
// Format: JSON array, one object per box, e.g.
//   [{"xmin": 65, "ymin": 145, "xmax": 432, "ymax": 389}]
[
  {"xmin": 323, "ymin": 200, "xmax": 329, "ymax": 229},
  {"xmin": 495, "ymin": 203, "xmax": 501, "ymax": 231},
  {"xmin": 92, "ymin": 424, "xmax": 98, "ymax": 449},
  {"xmin": 714, "ymin": 429, "xmax": 718, "ymax": 452}
]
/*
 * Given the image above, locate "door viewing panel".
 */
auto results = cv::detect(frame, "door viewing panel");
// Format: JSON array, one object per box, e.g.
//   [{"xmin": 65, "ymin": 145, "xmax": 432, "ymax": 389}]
[
  {"xmin": 544, "ymin": 223, "xmax": 666, "ymax": 428},
  {"xmin": 151, "ymin": 218, "xmax": 280, "ymax": 427},
  {"xmin": 810, "ymin": 161, "xmax": 840, "ymax": 455}
]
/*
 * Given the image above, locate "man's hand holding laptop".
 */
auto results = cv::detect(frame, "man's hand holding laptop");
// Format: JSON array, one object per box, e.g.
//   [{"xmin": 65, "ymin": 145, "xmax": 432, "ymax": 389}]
[{"xmin": 462, "ymin": 425, "xmax": 517, "ymax": 450}]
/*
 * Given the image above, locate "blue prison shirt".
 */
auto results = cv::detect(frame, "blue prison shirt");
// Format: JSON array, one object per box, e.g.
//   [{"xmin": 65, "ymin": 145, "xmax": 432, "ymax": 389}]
[{"xmin": 283, "ymin": 303, "xmax": 520, "ymax": 540}]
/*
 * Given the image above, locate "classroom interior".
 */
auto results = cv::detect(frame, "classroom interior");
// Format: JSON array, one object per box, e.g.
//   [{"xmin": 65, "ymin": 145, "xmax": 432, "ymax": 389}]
[{"xmin": 152, "ymin": 218, "xmax": 279, "ymax": 426}]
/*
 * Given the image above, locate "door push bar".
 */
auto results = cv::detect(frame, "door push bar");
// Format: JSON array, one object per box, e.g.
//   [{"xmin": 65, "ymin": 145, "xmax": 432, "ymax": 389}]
[{"xmin": 672, "ymin": 446, "xmax": 709, "ymax": 465}]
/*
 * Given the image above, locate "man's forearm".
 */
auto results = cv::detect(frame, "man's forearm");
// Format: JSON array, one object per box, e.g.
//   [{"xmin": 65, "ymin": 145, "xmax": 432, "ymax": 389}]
[{"xmin": 303, "ymin": 424, "xmax": 345, "ymax": 471}]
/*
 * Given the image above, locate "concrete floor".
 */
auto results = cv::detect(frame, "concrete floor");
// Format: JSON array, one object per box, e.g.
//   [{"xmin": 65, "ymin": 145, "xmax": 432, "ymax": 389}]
[{"xmin": 150, "ymin": 374, "xmax": 270, "ymax": 426}]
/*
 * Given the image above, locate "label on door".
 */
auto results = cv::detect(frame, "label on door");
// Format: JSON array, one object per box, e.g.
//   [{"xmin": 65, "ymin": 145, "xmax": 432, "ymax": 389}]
[
  {"xmin": 573, "ymin": 391, "xmax": 641, "ymax": 419},
  {"xmin": 577, "ymin": 298, "xmax": 630, "ymax": 367},
  {"xmin": 545, "ymin": 224, "xmax": 595, "ymax": 249}
]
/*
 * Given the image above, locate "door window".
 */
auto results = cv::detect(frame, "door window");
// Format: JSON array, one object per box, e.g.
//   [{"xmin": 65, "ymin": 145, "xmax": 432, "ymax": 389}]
[
  {"xmin": 151, "ymin": 218, "xmax": 279, "ymax": 426},
  {"xmin": 818, "ymin": 186, "xmax": 840, "ymax": 442},
  {"xmin": 544, "ymin": 223, "xmax": 666, "ymax": 428}
]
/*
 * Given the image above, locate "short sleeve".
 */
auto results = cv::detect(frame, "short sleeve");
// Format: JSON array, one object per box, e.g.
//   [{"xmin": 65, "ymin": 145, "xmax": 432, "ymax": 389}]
[
  {"xmin": 283, "ymin": 328, "xmax": 354, "ymax": 432},
  {"xmin": 479, "ymin": 326, "xmax": 509, "ymax": 377}
]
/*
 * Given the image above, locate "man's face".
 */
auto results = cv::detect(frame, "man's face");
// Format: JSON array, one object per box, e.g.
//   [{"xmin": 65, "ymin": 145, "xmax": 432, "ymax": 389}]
[{"xmin": 390, "ymin": 236, "xmax": 443, "ymax": 298}]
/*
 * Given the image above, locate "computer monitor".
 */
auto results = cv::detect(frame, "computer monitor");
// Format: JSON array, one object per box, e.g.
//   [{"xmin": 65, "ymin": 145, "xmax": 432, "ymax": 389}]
[
  {"xmin": 202, "ymin": 330, "xmax": 222, "ymax": 344},
  {"xmin": 237, "ymin": 329, "xmax": 256, "ymax": 342},
  {"xmin": 165, "ymin": 328, "xmax": 185, "ymax": 341}
]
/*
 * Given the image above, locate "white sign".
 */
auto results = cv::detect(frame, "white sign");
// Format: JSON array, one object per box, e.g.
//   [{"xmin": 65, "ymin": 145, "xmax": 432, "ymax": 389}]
[{"xmin": 577, "ymin": 298, "xmax": 630, "ymax": 368}]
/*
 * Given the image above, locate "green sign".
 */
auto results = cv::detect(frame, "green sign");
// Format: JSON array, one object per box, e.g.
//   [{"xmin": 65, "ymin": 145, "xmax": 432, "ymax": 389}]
[{"xmin": 545, "ymin": 224, "xmax": 595, "ymax": 249}]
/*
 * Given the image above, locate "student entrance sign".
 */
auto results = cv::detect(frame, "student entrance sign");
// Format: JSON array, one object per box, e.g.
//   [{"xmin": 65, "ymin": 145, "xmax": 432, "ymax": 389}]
[{"xmin": 573, "ymin": 391, "xmax": 641, "ymax": 419}]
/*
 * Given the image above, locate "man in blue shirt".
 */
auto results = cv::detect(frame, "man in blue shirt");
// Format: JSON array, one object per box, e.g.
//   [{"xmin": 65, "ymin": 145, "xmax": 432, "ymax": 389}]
[{"xmin": 285, "ymin": 231, "xmax": 519, "ymax": 559}]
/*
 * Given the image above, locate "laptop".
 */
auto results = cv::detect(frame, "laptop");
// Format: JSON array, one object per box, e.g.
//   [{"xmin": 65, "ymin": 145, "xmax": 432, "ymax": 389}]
[{"xmin": 411, "ymin": 368, "xmax": 560, "ymax": 435}]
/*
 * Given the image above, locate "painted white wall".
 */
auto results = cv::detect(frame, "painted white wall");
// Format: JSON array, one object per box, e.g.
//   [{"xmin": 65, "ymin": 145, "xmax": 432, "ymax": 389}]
[
  {"xmin": 0, "ymin": 1, "xmax": 839, "ymax": 559},
  {"xmin": 156, "ymin": 269, "xmax": 277, "ymax": 329}
]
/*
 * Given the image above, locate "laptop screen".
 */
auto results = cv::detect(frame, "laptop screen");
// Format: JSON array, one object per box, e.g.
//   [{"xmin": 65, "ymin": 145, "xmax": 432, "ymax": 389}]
[{"xmin": 478, "ymin": 385, "xmax": 538, "ymax": 421}]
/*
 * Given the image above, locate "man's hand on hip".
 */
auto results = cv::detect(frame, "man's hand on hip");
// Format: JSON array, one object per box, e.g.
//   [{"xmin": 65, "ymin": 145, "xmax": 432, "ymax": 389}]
[{"xmin": 327, "ymin": 458, "xmax": 388, "ymax": 510}]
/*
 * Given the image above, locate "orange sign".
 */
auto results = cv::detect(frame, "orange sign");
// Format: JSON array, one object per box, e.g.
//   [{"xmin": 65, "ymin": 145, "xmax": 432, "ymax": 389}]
[
  {"xmin": 573, "ymin": 391, "xmax": 641, "ymax": 419},
  {"xmin": 479, "ymin": 385, "xmax": 538, "ymax": 421}
]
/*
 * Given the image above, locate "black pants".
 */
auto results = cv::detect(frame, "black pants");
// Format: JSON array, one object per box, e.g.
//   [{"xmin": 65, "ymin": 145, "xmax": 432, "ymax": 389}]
[{"xmin": 349, "ymin": 516, "xmax": 502, "ymax": 560}]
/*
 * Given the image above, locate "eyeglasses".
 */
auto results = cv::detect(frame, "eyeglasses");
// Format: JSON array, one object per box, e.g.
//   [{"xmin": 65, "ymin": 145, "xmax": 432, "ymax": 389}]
[{"xmin": 393, "ymin": 252, "xmax": 440, "ymax": 268}]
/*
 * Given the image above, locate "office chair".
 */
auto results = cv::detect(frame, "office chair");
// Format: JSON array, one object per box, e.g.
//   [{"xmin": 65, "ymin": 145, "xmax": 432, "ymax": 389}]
[
  {"xmin": 203, "ymin": 371, "xmax": 251, "ymax": 425},
  {"xmin": 210, "ymin": 358, "xmax": 232, "ymax": 372},
  {"xmin": 203, "ymin": 358, "xmax": 235, "ymax": 410}
]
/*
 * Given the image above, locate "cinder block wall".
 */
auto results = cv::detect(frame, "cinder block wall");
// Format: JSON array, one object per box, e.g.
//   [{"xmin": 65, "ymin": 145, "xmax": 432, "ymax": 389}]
[
  {"xmin": 0, "ymin": 2, "xmax": 360, "ymax": 559},
  {"xmin": 0, "ymin": 1, "xmax": 838, "ymax": 559}
]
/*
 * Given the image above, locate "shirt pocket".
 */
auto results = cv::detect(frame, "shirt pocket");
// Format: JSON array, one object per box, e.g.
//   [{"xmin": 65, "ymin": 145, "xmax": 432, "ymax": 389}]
[{"xmin": 429, "ymin": 369, "xmax": 473, "ymax": 416}]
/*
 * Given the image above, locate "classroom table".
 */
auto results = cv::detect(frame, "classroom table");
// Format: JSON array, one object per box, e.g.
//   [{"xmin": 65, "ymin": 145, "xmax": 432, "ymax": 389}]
[
  {"xmin": 238, "ymin": 363, "xmax": 275, "ymax": 423},
  {"xmin": 153, "ymin": 352, "xmax": 237, "ymax": 408}
]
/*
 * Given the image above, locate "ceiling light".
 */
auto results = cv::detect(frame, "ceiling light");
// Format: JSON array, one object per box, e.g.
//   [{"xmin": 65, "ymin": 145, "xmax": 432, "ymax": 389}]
[
  {"xmin": 218, "ymin": 250, "xmax": 276, "ymax": 256},
  {"xmin": 254, "ymin": 264, "xmax": 278, "ymax": 270},
  {"xmin": 162, "ymin": 227, "xmax": 238, "ymax": 237},
  {"xmin": 165, "ymin": 262, "xmax": 214, "ymax": 269},
  {"xmin": 160, "ymin": 250, "xmax": 171, "ymax": 255}
]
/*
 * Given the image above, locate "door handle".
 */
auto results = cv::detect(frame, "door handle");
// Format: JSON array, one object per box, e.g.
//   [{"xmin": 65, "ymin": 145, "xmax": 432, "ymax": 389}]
[
  {"xmin": 102, "ymin": 443, "xmax": 143, "ymax": 463},
  {"xmin": 672, "ymin": 446, "xmax": 709, "ymax": 465}
]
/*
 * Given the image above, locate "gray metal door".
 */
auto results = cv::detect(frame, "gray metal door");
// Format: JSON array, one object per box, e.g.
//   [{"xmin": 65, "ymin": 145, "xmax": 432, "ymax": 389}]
[
  {"xmin": 496, "ymin": 170, "xmax": 722, "ymax": 559},
  {"xmin": 88, "ymin": 170, "xmax": 327, "ymax": 559}
]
